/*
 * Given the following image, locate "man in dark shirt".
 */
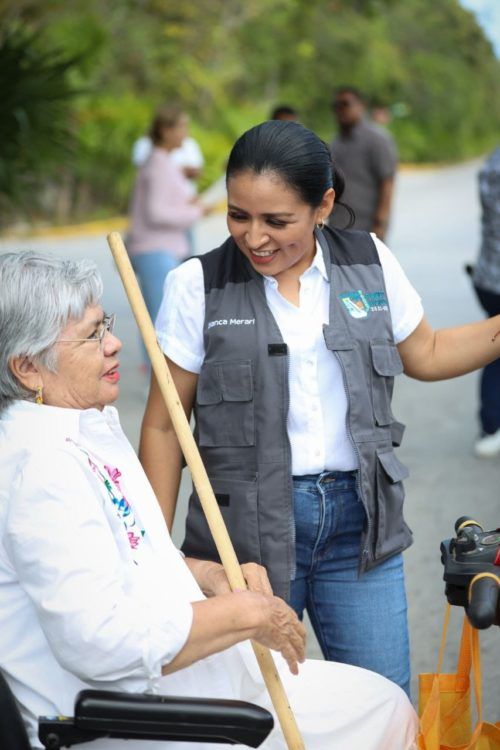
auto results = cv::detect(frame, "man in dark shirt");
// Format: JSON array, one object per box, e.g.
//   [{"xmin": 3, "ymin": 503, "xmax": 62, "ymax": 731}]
[{"xmin": 329, "ymin": 87, "xmax": 397, "ymax": 241}]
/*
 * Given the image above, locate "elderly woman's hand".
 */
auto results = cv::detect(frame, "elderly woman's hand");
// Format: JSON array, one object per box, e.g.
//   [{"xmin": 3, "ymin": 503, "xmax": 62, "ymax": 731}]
[
  {"xmin": 250, "ymin": 592, "xmax": 306, "ymax": 675},
  {"xmin": 184, "ymin": 558, "xmax": 273, "ymax": 597},
  {"xmin": 239, "ymin": 562, "xmax": 274, "ymax": 595},
  {"xmin": 163, "ymin": 588, "xmax": 306, "ymax": 677}
]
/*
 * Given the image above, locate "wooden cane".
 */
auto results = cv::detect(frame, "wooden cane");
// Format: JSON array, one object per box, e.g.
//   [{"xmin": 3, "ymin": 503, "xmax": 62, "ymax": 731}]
[{"xmin": 107, "ymin": 232, "xmax": 306, "ymax": 750}]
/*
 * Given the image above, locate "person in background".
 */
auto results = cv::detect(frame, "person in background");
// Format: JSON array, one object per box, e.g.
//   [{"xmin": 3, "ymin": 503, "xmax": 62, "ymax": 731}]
[
  {"xmin": 471, "ymin": 147, "xmax": 500, "ymax": 457},
  {"xmin": 132, "ymin": 122, "xmax": 204, "ymax": 194},
  {"xmin": 140, "ymin": 120, "xmax": 500, "ymax": 698},
  {"xmin": 328, "ymin": 86, "xmax": 397, "ymax": 241},
  {"xmin": 0, "ymin": 251, "xmax": 418, "ymax": 750},
  {"xmin": 270, "ymin": 105, "xmax": 300, "ymax": 122},
  {"xmin": 370, "ymin": 100, "xmax": 392, "ymax": 128},
  {"xmin": 131, "ymin": 108, "xmax": 205, "ymax": 257},
  {"xmin": 127, "ymin": 105, "xmax": 208, "ymax": 369}
]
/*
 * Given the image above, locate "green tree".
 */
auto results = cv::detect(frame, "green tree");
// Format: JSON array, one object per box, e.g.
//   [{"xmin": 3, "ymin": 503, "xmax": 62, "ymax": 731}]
[
  {"xmin": 1, "ymin": 0, "xmax": 500, "ymax": 224},
  {"xmin": 0, "ymin": 25, "xmax": 85, "ymax": 220}
]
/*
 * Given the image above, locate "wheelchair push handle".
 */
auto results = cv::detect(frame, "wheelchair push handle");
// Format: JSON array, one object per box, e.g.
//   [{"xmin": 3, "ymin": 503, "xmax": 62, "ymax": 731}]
[
  {"xmin": 467, "ymin": 573, "xmax": 500, "ymax": 630},
  {"xmin": 455, "ymin": 516, "xmax": 484, "ymax": 534}
]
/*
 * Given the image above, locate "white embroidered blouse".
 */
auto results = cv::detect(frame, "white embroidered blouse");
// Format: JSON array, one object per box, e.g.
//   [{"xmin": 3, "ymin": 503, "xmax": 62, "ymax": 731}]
[{"xmin": 0, "ymin": 401, "xmax": 237, "ymax": 748}]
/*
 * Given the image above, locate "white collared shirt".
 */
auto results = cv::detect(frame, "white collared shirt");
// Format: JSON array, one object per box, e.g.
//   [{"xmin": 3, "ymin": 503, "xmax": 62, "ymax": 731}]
[{"xmin": 156, "ymin": 237, "xmax": 423, "ymax": 474}]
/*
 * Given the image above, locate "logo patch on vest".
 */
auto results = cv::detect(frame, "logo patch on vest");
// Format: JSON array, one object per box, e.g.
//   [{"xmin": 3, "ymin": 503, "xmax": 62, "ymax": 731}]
[{"xmin": 339, "ymin": 290, "xmax": 388, "ymax": 318}]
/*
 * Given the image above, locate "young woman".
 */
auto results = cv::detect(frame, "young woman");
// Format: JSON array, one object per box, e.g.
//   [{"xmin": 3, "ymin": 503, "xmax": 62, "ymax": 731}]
[{"xmin": 139, "ymin": 121, "xmax": 500, "ymax": 695}]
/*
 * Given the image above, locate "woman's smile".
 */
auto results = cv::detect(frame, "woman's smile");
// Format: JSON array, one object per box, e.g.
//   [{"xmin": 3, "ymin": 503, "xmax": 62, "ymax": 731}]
[{"xmin": 247, "ymin": 247, "xmax": 279, "ymax": 264}]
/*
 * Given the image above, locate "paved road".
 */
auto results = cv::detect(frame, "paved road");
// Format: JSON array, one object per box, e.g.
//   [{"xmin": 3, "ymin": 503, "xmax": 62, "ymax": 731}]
[{"xmin": 2, "ymin": 159, "xmax": 499, "ymax": 714}]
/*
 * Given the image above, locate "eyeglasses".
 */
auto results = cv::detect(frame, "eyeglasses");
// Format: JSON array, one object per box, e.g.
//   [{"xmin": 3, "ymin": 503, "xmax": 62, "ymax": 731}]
[{"xmin": 56, "ymin": 313, "xmax": 116, "ymax": 347}]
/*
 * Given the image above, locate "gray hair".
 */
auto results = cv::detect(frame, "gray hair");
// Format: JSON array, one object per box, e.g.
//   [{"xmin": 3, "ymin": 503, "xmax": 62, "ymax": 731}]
[{"xmin": 0, "ymin": 251, "xmax": 103, "ymax": 412}]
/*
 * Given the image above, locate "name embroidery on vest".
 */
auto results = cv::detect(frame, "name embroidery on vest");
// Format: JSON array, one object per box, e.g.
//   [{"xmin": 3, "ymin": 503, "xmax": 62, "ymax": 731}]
[{"xmin": 207, "ymin": 318, "xmax": 256, "ymax": 329}]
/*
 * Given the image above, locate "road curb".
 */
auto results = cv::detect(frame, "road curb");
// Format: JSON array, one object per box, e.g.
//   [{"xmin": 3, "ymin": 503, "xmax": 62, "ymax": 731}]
[{"xmin": 1, "ymin": 202, "xmax": 228, "ymax": 241}]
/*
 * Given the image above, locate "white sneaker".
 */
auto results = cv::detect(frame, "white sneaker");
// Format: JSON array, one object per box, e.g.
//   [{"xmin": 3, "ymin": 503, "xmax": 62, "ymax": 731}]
[{"xmin": 474, "ymin": 429, "xmax": 500, "ymax": 458}]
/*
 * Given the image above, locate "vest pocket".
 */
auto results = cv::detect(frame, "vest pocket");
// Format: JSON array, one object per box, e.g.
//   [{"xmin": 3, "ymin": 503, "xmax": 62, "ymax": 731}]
[
  {"xmin": 370, "ymin": 342, "xmax": 404, "ymax": 426},
  {"xmin": 183, "ymin": 474, "xmax": 261, "ymax": 564},
  {"xmin": 374, "ymin": 448, "xmax": 411, "ymax": 558},
  {"xmin": 196, "ymin": 361, "xmax": 255, "ymax": 447}
]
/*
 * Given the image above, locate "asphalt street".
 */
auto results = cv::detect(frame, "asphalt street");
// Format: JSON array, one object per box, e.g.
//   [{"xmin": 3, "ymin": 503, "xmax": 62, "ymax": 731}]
[{"xmin": 1, "ymin": 158, "xmax": 499, "ymax": 714}]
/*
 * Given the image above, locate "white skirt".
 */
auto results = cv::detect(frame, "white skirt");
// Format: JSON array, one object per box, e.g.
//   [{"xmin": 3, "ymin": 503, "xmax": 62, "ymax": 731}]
[{"xmin": 74, "ymin": 645, "xmax": 418, "ymax": 750}]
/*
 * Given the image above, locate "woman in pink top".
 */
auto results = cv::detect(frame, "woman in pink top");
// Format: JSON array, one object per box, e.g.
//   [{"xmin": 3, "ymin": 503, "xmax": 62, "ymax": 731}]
[{"xmin": 127, "ymin": 106, "xmax": 205, "ymax": 365}]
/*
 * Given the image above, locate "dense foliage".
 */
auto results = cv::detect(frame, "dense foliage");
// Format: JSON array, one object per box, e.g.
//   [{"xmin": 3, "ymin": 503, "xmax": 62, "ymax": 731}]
[{"xmin": 1, "ymin": 0, "xmax": 500, "ymax": 223}]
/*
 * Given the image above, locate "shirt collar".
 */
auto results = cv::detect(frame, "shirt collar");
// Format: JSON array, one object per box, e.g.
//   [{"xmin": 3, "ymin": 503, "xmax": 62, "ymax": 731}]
[{"xmin": 1, "ymin": 399, "xmax": 120, "ymax": 442}]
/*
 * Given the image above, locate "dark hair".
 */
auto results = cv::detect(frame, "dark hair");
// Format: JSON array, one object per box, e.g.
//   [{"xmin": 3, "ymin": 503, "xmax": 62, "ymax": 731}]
[
  {"xmin": 149, "ymin": 104, "xmax": 185, "ymax": 145},
  {"xmin": 269, "ymin": 104, "xmax": 299, "ymax": 121},
  {"xmin": 226, "ymin": 120, "xmax": 354, "ymax": 225},
  {"xmin": 332, "ymin": 86, "xmax": 365, "ymax": 105}
]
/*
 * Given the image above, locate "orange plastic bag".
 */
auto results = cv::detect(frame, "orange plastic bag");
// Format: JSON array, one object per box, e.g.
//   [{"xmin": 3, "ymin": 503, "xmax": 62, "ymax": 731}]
[{"xmin": 418, "ymin": 605, "xmax": 500, "ymax": 750}]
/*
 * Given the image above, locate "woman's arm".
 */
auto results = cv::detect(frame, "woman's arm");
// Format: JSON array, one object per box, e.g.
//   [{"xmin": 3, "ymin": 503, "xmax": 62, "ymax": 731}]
[
  {"xmin": 398, "ymin": 315, "xmax": 500, "ymax": 381},
  {"xmin": 372, "ymin": 176, "xmax": 394, "ymax": 241},
  {"xmin": 162, "ymin": 590, "xmax": 306, "ymax": 677},
  {"xmin": 7, "ymin": 451, "xmax": 194, "ymax": 687},
  {"xmin": 139, "ymin": 358, "xmax": 198, "ymax": 529}
]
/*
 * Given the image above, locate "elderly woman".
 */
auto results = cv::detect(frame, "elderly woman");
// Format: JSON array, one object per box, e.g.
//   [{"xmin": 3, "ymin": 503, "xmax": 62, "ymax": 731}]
[{"xmin": 0, "ymin": 251, "xmax": 417, "ymax": 750}]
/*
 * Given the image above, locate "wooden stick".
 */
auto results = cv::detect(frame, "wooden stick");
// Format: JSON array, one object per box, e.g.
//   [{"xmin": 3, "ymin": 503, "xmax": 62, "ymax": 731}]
[{"xmin": 107, "ymin": 232, "xmax": 306, "ymax": 750}]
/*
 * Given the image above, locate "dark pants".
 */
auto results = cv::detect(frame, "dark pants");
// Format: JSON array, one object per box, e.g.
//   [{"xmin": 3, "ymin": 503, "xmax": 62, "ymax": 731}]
[{"xmin": 474, "ymin": 285, "xmax": 500, "ymax": 434}]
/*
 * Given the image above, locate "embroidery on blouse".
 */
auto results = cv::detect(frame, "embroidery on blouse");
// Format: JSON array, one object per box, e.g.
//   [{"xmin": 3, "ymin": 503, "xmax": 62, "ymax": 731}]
[{"xmin": 65, "ymin": 438, "xmax": 145, "ymax": 564}]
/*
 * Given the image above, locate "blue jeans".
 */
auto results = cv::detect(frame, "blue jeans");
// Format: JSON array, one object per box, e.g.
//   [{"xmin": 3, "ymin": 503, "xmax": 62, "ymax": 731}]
[
  {"xmin": 289, "ymin": 471, "xmax": 411, "ymax": 696},
  {"xmin": 131, "ymin": 251, "xmax": 180, "ymax": 366},
  {"xmin": 474, "ymin": 285, "xmax": 500, "ymax": 434}
]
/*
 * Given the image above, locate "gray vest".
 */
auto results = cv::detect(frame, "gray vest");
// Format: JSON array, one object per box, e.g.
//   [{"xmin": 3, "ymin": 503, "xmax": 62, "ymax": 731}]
[{"xmin": 181, "ymin": 227, "xmax": 413, "ymax": 600}]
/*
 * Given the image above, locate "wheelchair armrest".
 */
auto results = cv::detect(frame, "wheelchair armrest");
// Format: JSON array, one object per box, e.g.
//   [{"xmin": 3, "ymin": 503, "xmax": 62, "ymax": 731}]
[{"xmin": 39, "ymin": 689, "xmax": 274, "ymax": 748}]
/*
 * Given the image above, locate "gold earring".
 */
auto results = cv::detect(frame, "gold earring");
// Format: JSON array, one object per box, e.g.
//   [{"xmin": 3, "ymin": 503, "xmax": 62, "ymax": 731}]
[
  {"xmin": 35, "ymin": 386, "xmax": 43, "ymax": 405},
  {"xmin": 316, "ymin": 218, "xmax": 325, "ymax": 230}
]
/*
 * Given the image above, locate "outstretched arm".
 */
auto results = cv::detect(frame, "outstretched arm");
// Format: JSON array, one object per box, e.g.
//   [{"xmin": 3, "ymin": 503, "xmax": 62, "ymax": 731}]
[
  {"xmin": 398, "ymin": 315, "xmax": 500, "ymax": 381},
  {"xmin": 372, "ymin": 176, "xmax": 394, "ymax": 240}
]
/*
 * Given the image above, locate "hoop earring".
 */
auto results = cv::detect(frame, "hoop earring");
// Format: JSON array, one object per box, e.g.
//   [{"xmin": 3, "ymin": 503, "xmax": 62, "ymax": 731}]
[
  {"xmin": 35, "ymin": 386, "xmax": 43, "ymax": 405},
  {"xmin": 316, "ymin": 218, "xmax": 325, "ymax": 230}
]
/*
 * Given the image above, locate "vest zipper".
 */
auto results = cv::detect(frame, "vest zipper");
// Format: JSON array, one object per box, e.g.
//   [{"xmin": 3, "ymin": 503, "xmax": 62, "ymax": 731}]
[
  {"xmin": 333, "ymin": 351, "xmax": 372, "ymax": 572},
  {"xmin": 284, "ymin": 351, "xmax": 296, "ymax": 582}
]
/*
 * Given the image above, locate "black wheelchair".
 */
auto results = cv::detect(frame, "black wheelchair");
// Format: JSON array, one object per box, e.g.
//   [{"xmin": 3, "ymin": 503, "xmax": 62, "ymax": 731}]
[
  {"xmin": 0, "ymin": 670, "xmax": 273, "ymax": 749},
  {"xmin": 441, "ymin": 516, "xmax": 500, "ymax": 629}
]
